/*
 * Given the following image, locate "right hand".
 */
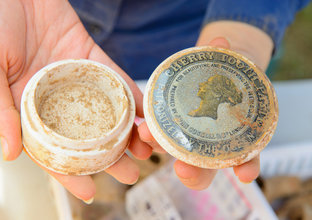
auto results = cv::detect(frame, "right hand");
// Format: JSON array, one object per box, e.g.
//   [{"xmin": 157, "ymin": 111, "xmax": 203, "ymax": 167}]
[
  {"xmin": 138, "ymin": 21, "xmax": 274, "ymax": 190},
  {"xmin": 0, "ymin": 0, "xmax": 153, "ymax": 202}
]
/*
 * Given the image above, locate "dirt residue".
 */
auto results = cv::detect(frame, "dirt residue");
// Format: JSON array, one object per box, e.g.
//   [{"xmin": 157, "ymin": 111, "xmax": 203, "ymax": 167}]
[{"xmin": 38, "ymin": 82, "xmax": 116, "ymax": 140}]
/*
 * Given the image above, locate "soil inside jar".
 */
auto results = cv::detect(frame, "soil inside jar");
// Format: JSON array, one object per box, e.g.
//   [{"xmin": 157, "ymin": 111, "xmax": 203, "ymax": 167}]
[{"xmin": 38, "ymin": 82, "xmax": 116, "ymax": 140}]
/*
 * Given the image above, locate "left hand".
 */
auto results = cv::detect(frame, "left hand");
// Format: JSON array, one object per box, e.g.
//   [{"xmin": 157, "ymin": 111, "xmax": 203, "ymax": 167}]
[
  {"xmin": 138, "ymin": 21, "xmax": 274, "ymax": 190},
  {"xmin": 0, "ymin": 0, "xmax": 153, "ymax": 202}
]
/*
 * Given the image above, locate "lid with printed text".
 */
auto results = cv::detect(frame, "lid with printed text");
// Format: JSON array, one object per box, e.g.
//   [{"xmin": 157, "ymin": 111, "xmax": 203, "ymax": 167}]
[{"xmin": 144, "ymin": 46, "xmax": 278, "ymax": 168}]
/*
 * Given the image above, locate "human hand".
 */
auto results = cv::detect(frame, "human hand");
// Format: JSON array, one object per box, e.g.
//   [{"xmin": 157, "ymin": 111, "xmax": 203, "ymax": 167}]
[
  {"xmin": 0, "ymin": 0, "xmax": 153, "ymax": 202},
  {"xmin": 138, "ymin": 21, "xmax": 274, "ymax": 190}
]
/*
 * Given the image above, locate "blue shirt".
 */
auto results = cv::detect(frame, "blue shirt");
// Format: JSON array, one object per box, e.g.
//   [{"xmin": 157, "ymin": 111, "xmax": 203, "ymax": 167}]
[{"xmin": 69, "ymin": 0, "xmax": 310, "ymax": 80}]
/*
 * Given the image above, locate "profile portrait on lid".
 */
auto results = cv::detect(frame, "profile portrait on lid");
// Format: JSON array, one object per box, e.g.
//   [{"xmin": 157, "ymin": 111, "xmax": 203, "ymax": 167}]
[{"xmin": 188, "ymin": 74, "xmax": 243, "ymax": 120}]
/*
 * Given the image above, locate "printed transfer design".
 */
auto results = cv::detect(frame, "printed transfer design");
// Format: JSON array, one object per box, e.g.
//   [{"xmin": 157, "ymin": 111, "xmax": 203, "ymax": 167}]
[
  {"xmin": 151, "ymin": 50, "xmax": 274, "ymax": 159},
  {"xmin": 188, "ymin": 75, "xmax": 243, "ymax": 120}
]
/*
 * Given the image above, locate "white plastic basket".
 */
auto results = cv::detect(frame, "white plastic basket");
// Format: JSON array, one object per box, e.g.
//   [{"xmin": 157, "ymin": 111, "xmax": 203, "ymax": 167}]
[
  {"xmin": 126, "ymin": 160, "xmax": 277, "ymax": 220},
  {"xmin": 260, "ymin": 142, "xmax": 312, "ymax": 179}
]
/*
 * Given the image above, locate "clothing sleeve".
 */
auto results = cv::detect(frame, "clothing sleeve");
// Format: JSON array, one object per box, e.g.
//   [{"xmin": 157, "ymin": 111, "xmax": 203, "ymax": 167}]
[{"xmin": 203, "ymin": 0, "xmax": 311, "ymax": 49}]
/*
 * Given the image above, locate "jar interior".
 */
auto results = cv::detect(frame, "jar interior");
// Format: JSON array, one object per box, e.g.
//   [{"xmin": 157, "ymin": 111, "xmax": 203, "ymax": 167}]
[{"xmin": 34, "ymin": 62, "xmax": 128, "ymax": 140}]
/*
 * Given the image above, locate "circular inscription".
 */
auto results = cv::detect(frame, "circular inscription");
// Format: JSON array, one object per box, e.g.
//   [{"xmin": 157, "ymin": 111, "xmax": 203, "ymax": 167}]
[
  {"xmin": 169, "ymin": 62, "xmax": 258, "ymax": 142},
  {"xmin": 145, "ymin": 47, "xmax": 278, "ymax": 168}
]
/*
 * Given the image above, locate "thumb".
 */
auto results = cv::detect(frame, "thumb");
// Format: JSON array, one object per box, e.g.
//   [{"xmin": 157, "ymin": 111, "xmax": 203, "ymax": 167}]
[
  {"xmin": 205, "ymin": 36, "xmax": 231, "ymax": 49},
  {"xmin": 0, "ymin": 68, "xmax": 22, "ymax": 160}
]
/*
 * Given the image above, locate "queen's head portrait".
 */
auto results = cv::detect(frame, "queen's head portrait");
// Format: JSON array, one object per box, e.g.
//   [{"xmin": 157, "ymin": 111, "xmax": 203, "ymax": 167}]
[{"xmin": 188, "ymin": 75, "xmax": 243, "ymax": 120}]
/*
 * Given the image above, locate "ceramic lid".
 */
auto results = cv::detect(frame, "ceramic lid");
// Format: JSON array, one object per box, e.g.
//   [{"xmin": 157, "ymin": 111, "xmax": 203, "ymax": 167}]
[{"xmin": 144, "ymin": 46, "xmax": 278, "ymax": 168}]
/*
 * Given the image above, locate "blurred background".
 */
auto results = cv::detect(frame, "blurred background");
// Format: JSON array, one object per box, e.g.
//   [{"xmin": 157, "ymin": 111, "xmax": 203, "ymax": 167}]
[{"xmin": 268, "ymin": 2, "xmax": 312, "ymax": 81}]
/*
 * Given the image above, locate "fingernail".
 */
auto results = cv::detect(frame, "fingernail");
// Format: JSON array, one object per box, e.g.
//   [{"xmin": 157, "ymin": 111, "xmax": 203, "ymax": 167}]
[
  {"xmin": 128, "ymin": 173, "xmax": 140, "ymax": 185},
  {"xmin": 217, "ymin": 36, "xmax": 231, "ymax": 46},
  {"xmin": 0, "ymin": 136, "xmax": 9, "ymax": 160},
  {"xmin": 144, "ymin": 140, "xmax": 153, "ymax": 144},
  {"xmin": 240, "ymin": 180, "xmax": 253, "ymax": 184},
  {"xmin": 210, "ymin": 36, "xmax": 231, "ymax": 49},
  {"xmin": 233, "ymin": 170, "xmax": 238, "ymax": 177},
  {"xmin": 154, "ymin": 148, "xmax": 167, "ymax": 154},
  {"xmin": 134, "ymin": 117, "xmax": 145, "ymax": 125},
  {"xmin": 82, "ymin": 197, "xmax": 94, "ymax": 205},
  {"xmin": 224, "ymin": 37, "xmax": 231, "ymax": 46}
]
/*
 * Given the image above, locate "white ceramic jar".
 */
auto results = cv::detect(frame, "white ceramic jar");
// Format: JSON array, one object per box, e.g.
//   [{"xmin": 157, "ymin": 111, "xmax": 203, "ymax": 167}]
[{"xmin": 21, "ymin": 59, "xmax": 135, "ymax": 175}]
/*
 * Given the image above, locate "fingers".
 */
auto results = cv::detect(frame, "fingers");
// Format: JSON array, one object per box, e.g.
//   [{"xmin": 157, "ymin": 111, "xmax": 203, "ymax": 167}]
[
  {"xmin": 233, "ymin": 155, "xmax": 260, "ymax": 183},
  {"xmin": 22, "ymin": 149, "xmax": 96, "ymax": 201},
  {"xmin": 87, "ymin": 44, "xmax": 144, "ymax": 117},
  {"xmin": 174, "ymin": 160, "xmax": 217, "ymax": 190},
  {"xmin": 138, "ymin": 121, "xmax": 217, "ymax": 190},
  {"xmin": 105, "ymin": 153, "xmax": 140, "ymax": 185},
  {"xmin": 137, "ymin": 121, "xmax": 167, "ymax": 153},
  {"xmin": 0, "ymin": 69, "xmax": 22, "ymax": 160},
  {"xmin": 48, "ymin": 171, "xmax": 96, "ymax": 201},
  {"xmin": 25, "ymin": 150, "xmax": 140, "ymax": 201},
  {"xmin": 48, "ymin": 154, "xmax": 141, "ymax": 201},
  {"xmin": 128, "ymin": 124, "xmax": 153, "ymax": 160}
]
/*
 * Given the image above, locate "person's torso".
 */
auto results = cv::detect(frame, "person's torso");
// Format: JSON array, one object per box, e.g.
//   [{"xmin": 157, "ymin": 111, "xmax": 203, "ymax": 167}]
[{"xmin": 70, "ymin": 0, "xmax": 209, "ymax": 79}]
